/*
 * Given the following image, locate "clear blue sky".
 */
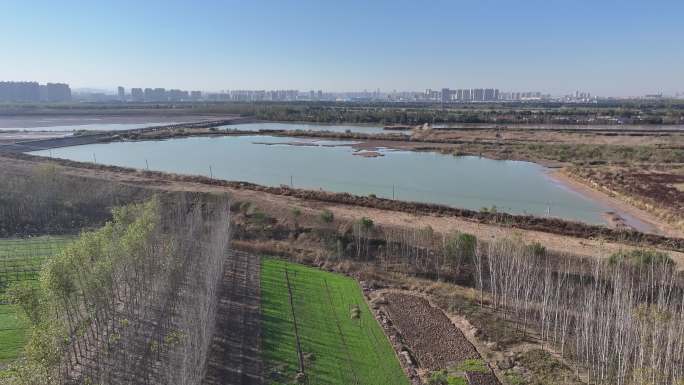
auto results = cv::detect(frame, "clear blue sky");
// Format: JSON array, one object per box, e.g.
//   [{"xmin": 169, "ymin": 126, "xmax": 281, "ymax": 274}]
[{"xmin": 2, "ymin": 0, "xmax": 683, "ymax": 96}]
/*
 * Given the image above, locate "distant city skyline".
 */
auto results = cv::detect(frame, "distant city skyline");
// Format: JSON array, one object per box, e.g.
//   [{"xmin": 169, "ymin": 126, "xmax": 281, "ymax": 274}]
[
  {"xmin": 1, "ymin": 80, "xmax": 678, "ymax": 103},
  {"xmin": 2, "ymin": 1, "xmax": 683, "ymax": 96}
]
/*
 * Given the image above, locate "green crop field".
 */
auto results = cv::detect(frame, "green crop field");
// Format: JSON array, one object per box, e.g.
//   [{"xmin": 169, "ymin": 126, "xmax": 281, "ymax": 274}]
[
  {"xmin": 0, "ymin": 236, "xmax": 74, "ymax": 363},
  {"xmin": 261, "ymin": 258, "xmax": 409, "ymax": 385}
]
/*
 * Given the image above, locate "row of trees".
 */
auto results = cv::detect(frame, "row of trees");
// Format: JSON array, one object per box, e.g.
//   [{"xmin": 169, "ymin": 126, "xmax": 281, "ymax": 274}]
[
  {"xmin": 5, "ymin": 193, "xmax": 232, "ymax": 385},
  {"xmin": 474, "ymin": 241, "xmax": 683, "ymax": 385},
  {"xmin": 334, "ymin": 221, "xmax": 683, "ymax": 384}
]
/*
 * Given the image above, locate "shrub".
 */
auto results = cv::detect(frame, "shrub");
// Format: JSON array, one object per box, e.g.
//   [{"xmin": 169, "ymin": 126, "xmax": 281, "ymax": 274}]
[
  {"xmin": 527, "ymin": 242, "xmax": 546, "ymax": 257},
  {"xmin": 608, "ymin": 249, "xmax": 673, "ymax": 267},
  {"xmin": 445, "ymin": 232, "xmax": 477, "ymax": 265},
  {"xmin": 359, "ymin": 217, "xmax": 374, "ymax": 229},
  {"xmin": 456, "ymin": 359, "xmax": 489, "ymax": 373},
  {"xmin": 480, "ymin": 205, "xmax": 498, "ymax": 214},
  {"xmin": 427, "ymin": 370, "xmax": 449, "ymax": 385},
  {"xmin": 239, "ymin": 201, "xmax": 252, "ymax": 213},
  {"xmin": 319, "ymin": 209, "xmax": 334, "ymax": 223},
  {"xmin": 503, "ymin": 371, "xmax": 525, "ymax": 385}
]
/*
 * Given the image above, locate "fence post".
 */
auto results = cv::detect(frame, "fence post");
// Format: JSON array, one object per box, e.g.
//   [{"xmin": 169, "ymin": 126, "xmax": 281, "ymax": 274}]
[{"xmin": 285, "ymin": 269, "xmax": 305, "ymax": 374}]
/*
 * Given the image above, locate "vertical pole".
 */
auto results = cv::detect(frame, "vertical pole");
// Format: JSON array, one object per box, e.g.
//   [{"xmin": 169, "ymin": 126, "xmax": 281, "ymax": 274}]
[
  {"xmin": 392, "ymin": 184, "xmax": 395, "ymax": 200},
  {"xmin": 290, "ymin": 175, "xmax": 293, "ymax": 188},
  {"xmin": 145, "ymin": 159, "xmax": 149, "ymax": 170},
  {"xmin": 93, "ymin": 153, "xmax": 97, "ymax": 163},
  {"xmin": 209, "ymin": 165, "xmax": 213, "ymax": 179},
  {"xmin": 285, "ymin": 269, "xmax": 305, "ymax": 374}
]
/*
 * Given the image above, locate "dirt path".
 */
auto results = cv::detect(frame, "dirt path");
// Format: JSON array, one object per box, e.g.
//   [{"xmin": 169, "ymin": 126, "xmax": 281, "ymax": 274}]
[
  {"xmin": 203, "ymin": 250, "xmax": 262, "ymax": 385},
  {"xmin": 4, "ymin": 155, "xmax": 684, "ymax": 268}
]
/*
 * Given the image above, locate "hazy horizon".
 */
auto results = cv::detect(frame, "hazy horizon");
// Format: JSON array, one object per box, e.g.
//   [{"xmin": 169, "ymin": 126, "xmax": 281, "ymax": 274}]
[{"xmin": 2, "ymin": 0, "xmax": 683, "ymax": 96}]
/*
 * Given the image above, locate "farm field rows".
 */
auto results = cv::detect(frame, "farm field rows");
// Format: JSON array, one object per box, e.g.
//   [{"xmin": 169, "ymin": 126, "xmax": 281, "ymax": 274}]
[
  {"xmin": 0, "ymin": 236, "xmax": 74, "ymax": 363},
  {"xmin": 260, "ymin": 258, "xmax": 409, "ymax": 385}
]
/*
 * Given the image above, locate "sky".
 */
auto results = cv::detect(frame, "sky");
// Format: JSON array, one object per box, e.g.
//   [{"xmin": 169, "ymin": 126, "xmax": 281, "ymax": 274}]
[{"xmin": 1, "ymin": 0, "xmax": 683, "ymax": 96}]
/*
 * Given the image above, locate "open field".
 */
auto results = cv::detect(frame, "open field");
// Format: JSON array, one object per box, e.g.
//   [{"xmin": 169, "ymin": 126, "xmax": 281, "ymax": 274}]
[
  {"xmin": 261, "ymin": 258, "xmax": 408, "ymax": 385},
  {"xmin": 0, "ymin": 236, "xmax": 74, "ymax": 363}
]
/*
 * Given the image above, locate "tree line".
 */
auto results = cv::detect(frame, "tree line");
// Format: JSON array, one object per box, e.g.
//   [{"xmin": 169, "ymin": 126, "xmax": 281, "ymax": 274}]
[
  {"xmin": 4, "ymin": 193, "xmax": 232, "ymax": 385},
  {"xmin": 333, "ymin": 221, "xmax": 684, "ymax": 385}
]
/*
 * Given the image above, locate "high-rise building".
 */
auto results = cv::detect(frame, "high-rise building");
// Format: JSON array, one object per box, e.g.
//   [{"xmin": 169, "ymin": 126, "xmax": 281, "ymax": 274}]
[
  {"xmin": 131, "ymin": 88, "xmax": 144, "ymax": 101},
  {"xmin": 39, "ymin": 85, "xmax": 48, "ymax": 101},
  {"xmin": 472, "ymin": 88, "xmax": 485, "ymax": 101},
  {"xmin": 441, "ymin": 88, "xmax": 451, "ymax": 103},
  {"xmin": 167, "ymin": 89, "xmax": 188, "ymax": 101},
  {"xmin": 46, "ymin": 83, "xmax": 71, "ymax": 102},
  {"xmin": 0, "ymin": 81, "xmax": 41, "ymax": 102},
  {"xmin": 153, "ymin": 88, "xmax": 166, "ymax": 101},
  {"xmin": 117, "ymin": 86, "xmax": 125, "ymax": 101}
]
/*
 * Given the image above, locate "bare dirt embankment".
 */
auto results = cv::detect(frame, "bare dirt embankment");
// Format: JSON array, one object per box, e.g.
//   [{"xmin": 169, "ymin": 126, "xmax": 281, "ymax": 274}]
[
  {"xmin": 3, "ymin": 153, "xmax": 684, "ymax": 269},
  {"xmin": 564, "ymin": 166, "xmax": 684, "ymax": 235},
  {"xmin": 549, "ymin": 170, "xmax": 680, "ymax": 237}
]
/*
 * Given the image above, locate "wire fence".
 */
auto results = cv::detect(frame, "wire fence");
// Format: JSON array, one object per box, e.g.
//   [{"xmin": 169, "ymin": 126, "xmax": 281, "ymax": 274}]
[
  {"xmin": 0, "ymin": 236, "xmax": 74, "ymax": 289},
  {"xmin": 0, "ymin": 236, "xmax": 74, "ymax": 338},
  {"xmin": 99, "ymin": 154, "xmax": 609, "ymax": 222},
  {"xmin": 43, "ymin": 146, "xmax": 608, "ymax": 224}
]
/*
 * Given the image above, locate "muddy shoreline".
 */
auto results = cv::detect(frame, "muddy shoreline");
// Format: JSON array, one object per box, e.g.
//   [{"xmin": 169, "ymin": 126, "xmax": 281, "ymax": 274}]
[
  {"xmin": 546, "ymin": 170, "xmax": 679, "ymax": 236},
  {"xmin": 2, "ymin": 123, "xmax": 680, "ymax": 239},
  {"xmin": 3, "ymin": 151, "xmax": 683, "ymax": 251}
]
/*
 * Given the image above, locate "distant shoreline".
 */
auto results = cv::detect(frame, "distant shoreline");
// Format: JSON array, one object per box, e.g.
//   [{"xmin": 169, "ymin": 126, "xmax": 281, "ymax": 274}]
[{"xmin": 548, "ymin": 169, "xmax": 681, "ymax": 237}]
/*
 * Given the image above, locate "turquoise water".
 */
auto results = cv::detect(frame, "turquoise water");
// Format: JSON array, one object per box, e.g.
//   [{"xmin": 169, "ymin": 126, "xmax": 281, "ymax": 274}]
[{"xmin": 31, "ymin": 135, "xmax": 612, "ymax": 224}]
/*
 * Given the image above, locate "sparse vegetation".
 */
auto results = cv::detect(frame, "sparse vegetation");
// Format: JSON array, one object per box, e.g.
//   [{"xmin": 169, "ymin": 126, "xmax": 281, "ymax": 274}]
[
  {"xmin": 608, "ymin": 248, "xmax": 674, "ymax": 266},
  {"xmin": 516, "ymin": 349, "xmax": 583, "ymax": 385},
  {"xmin": 319, "ymin": 209, "xmax": 334, "ymax": 223}
]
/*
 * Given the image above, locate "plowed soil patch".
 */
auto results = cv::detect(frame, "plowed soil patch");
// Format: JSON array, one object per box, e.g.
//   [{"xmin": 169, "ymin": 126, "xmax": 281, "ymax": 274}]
[{"xmin": 383, "ymin": 293, "xmax": 499, "ymax": 385}]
